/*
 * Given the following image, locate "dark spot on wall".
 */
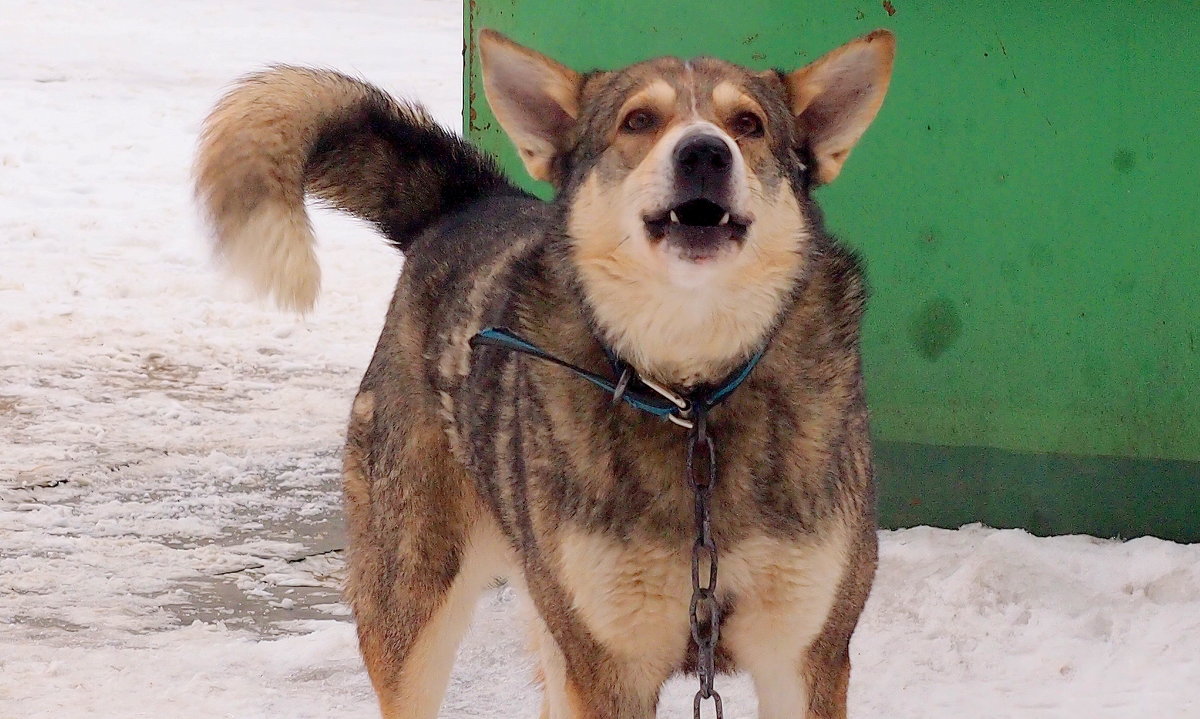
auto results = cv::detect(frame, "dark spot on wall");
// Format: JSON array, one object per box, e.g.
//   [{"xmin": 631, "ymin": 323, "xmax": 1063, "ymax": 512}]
[
  {"xmin": 883, "ymin": 0, "xmax": 897, "ymax": 16},
  {"xmin": 855, "ymin": 9, "xmax": 866, "ymax": 20},
  {"xmin": 1027, "ymin": 242, "xmax": 1053, "ymax": 269},
  {"xmin": 909, "ymin": 297, "xmax": 963, "ymax": 361},
  {"xmin": 915, "ymin": 228, "xmax": 937, "ymax": 252},
  {"xmin": 1112, "ymin": 148, "xmax": 1136, "ymax": 174}
]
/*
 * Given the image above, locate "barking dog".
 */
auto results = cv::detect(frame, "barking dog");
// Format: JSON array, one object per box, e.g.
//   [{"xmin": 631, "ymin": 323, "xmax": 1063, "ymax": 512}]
[{"xmin": 195, "ymin": 28, "xmax": 894, "ymax": 719}]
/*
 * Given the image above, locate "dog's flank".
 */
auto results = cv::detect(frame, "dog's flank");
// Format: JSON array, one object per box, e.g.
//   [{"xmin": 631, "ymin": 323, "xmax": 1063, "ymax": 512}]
[{"xmin": 194, "ymin": 66, "xmax": 514, "ymax": 311}]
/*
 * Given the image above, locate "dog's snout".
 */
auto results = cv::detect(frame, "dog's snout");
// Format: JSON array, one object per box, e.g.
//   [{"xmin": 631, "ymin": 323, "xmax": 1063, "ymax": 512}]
[
  {"xmin": 674, "ymin": 134, "xmax": 732, "ymax": 195},
  {"xmin": 675, "ymin": 134, "xmax": 731, "ymax": 174}
]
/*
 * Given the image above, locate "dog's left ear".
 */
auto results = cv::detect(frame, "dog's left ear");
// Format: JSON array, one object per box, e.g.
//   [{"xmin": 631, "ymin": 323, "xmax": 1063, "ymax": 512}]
[
  {"xmin": 785, "ymin": 29, "xmax": 895, "ymax": 184},
  {"xmin": 479, "ymin": 29, "xmax": 582, "ymax": 184}
]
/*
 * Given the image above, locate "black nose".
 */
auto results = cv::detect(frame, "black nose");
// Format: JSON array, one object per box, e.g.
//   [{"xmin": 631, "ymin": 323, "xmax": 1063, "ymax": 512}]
[{"xmin": 674, "ymin": 134, "xmax": 732, "ymax": 194}]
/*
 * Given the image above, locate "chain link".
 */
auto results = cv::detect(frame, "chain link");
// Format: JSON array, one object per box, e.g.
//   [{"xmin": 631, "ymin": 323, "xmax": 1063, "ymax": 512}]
[{"xmin": 686, "ymin": 410, "xmax": 722, "ymax": 719}]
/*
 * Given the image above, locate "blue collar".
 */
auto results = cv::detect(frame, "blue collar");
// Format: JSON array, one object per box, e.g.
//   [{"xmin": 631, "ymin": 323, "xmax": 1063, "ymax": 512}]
[{"xmin": 469, "ymin": 326, "xmax": 765, "ymax": 428}]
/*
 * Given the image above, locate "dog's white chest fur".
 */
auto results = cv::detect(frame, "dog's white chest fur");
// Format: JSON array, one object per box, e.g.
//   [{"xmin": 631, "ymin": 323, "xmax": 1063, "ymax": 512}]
[{"xmin": 555, "ymin": 528, "xmax": 850, "ymax": 678}]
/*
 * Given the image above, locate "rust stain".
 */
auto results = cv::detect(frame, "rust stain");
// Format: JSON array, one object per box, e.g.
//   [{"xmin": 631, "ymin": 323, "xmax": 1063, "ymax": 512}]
[
  {"xmin": 466, "ymin": 0, "xmax": 479, "ymax": 133},
  {"xmin": 883, "ymin": 0, "xmax": 896, "ymax": 16}
]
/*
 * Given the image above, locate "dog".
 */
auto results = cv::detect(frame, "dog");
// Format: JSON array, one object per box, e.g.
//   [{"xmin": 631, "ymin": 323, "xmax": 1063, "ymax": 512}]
[{"xmin": 195, "ymin": 27, "xmax": 894, "ymax": 719}]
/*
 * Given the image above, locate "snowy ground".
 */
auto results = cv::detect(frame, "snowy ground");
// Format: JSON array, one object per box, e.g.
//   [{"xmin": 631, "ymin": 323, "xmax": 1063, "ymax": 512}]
[{"xmin": 1, "ymin": 2, "xmax": 1198, "ymax": 717}]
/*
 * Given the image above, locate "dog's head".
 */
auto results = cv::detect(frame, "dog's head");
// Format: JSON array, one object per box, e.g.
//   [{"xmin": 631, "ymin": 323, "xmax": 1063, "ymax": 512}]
[{"xmin": 480, "ymin": 30, "xmax": 895, "ymax": 385}]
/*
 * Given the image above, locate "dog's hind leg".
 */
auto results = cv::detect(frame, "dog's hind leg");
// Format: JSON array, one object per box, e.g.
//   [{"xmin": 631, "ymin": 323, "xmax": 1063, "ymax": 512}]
[{"xmin": 343, "ymin": 390, "xmax": 507, "ymax": 719}]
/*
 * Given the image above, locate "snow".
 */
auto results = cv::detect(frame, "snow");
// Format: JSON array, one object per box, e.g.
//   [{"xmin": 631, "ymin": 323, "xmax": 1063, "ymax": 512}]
[{"xmin": 1, "ymin": 1, "xmax": 1198, "ymax": 717}]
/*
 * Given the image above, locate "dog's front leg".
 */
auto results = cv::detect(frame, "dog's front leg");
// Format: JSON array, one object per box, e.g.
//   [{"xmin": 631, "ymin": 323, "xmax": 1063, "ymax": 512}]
[
  {"xmin": 529, "ymin": 610, "xmax": 669, "ymax": 719},
  {"xmin": 524, "ymin": 533, "xmax": 693, "ymax": 719},
  {"xmin": 722, "ymin": 526, "xmax": 872, "ymax": 719},
  {"xmin": 343, "ymin": 393, "xmax": 507, "ymax": 719}
]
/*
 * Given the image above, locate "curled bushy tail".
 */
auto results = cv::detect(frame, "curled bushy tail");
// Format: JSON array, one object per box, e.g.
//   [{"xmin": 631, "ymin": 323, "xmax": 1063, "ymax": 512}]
[{"xmin": 194, "ymin": 66, "xmax": 513, "ymax": 311}]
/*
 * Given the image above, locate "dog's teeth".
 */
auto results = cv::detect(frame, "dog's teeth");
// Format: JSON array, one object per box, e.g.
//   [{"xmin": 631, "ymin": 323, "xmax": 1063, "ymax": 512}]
[
  {"xmin": 670, "ymin": 210, "xmax": 680, "ymax": 224},
  {"xmin": 719, "ymin": 212, "xmax": 730, "ymax": 226}
]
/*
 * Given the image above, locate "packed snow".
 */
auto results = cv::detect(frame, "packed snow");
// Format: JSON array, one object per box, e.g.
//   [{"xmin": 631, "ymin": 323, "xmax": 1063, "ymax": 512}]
[{"xmin": 1, "ymin": 1, "xmax": 1197, "ymax": 717}]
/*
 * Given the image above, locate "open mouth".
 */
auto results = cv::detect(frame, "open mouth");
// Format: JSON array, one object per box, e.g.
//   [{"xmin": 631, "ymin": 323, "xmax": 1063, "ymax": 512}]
[{"xmin": 644, "ymin": 199, "xmax": 751, "ymax": 262}]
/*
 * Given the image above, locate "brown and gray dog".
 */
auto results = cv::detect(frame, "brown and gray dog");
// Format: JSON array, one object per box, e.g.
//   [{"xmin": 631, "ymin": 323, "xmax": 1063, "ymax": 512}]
[{"xmin": 195, "ymin": 27, "xmax": 894, "ymax": 719}]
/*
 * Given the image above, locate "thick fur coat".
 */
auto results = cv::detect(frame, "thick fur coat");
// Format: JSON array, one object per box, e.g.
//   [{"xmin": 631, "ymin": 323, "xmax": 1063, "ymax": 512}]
[{"xmin": 195, "ymin": 29, "xmax": 895, "ymax": 719}]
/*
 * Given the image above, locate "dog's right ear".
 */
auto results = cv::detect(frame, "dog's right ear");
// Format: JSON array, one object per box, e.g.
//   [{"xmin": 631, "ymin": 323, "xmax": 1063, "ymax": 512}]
[{"xmin": 479, "ymin": 29, "xmax": 582, "ymax": 184}]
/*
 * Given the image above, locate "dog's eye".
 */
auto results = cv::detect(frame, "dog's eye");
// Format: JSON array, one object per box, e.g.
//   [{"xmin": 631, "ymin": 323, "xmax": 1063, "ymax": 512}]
[
  {"xmin": 621, "ymin": 109, "xmax": 659, "ymax": 134},
  {"xmin": 731, "ymin": 111, "xmax": 764, "ymax": 139}
]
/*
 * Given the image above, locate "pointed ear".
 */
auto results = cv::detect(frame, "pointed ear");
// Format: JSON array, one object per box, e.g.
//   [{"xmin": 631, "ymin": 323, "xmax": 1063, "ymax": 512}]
[
  {"xmin": 478, "ymin": 29, "xmax": 582, "ymax": 184},
  {"xmin": 786, "ymin": 29, "xmax": 895, "ymax": 184}
]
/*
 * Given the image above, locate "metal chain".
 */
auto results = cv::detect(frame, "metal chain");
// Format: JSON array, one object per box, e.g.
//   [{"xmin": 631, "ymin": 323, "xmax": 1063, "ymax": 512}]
[{"xmin": 686, "ymin": 410, "xmax": 723, "ymax": 719}]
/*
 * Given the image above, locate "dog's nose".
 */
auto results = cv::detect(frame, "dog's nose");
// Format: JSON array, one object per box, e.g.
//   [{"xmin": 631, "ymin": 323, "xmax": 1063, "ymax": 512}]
[{"xmin": 674, "ymin": 134, "xmax": 732, "ymax": 193}]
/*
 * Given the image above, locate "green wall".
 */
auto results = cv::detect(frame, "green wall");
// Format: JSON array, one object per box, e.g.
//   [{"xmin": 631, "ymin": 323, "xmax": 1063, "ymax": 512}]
[{"xmin": 464, "ymin": 1, "xmax": 1200, "ymax": 541}]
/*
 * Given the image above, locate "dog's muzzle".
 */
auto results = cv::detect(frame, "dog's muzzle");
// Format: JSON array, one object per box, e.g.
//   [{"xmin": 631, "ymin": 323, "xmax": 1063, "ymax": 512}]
[{"xmin": 643, "ymin": 132, "xmax": 751, "ymax": 262}]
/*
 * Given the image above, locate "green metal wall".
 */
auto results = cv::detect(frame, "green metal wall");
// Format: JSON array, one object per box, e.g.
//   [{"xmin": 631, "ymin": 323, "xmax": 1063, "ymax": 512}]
[{"xmin": 464, "ymin": 1, "xmax": 1200, "ymax": 542}]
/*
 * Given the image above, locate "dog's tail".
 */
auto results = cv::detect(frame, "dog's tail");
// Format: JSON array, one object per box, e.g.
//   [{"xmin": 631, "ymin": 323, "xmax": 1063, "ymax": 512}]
[{"xmin": 194, "ymin": 66, "xmax": 514, "ymax": 312}]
